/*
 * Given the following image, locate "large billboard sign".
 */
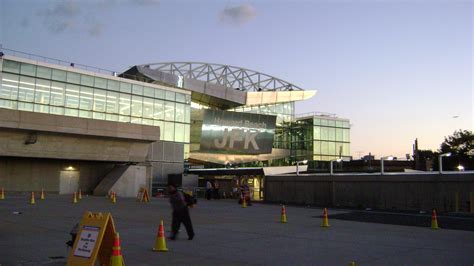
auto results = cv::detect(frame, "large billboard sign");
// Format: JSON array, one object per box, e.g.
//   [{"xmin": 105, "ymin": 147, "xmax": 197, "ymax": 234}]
[{"xmin": 200, "ymin": 110, "xmax": 276, "ymax": 155}]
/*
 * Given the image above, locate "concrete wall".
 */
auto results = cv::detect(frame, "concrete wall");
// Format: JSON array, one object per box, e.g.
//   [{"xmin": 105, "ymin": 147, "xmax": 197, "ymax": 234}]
[
  {"xmin": 0, "ymin": 157, "xmax": 115, "ymax": 193},
  {"xmin": 147, "ymin": 140, "xmax": 185, "ymax": 186},
  {"xmin": 110, "ymin": 165, "xmax": 150, "ymax": 197},
  {"xmin": 0, "ymin": 109, "xmax": 160, "ymax": 162},
  {"xmin": 265, "ymin": 173, "xmax": 474, "ymax": 213}
]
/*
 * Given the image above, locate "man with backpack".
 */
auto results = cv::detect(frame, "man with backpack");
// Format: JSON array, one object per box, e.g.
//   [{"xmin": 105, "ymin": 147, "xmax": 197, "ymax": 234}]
[{"xmin": 168, "ymin": 183, "xmax": 195, "ymax": 240}]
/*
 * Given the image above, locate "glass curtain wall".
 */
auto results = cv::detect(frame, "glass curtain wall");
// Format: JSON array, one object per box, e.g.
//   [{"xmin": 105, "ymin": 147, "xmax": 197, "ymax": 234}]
[{"xmin": 0, "ymin": 59, "xmax": 191, "ymax": 144}]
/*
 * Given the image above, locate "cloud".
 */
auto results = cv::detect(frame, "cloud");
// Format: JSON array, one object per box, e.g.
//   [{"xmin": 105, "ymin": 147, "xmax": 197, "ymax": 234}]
[
  {"xmin": 132, "ymin": 0, "xmax": 160, "ymax": 6},
  {"xmin": 87, "ymin": 22, "xmax": 104, "ymax": 37},
  {"xmin": 38, "ymin": 0, "xmax": 80, "ymax": 33},
  {"xmin": 219, "ymin": 4, "xmax": 257, "ymax": 25}
]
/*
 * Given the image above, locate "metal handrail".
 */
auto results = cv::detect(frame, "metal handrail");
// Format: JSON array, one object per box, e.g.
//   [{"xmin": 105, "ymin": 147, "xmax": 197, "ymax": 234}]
[{"xmin": 1, "ymin": 47, "xmax": 117, "ymax": 76}]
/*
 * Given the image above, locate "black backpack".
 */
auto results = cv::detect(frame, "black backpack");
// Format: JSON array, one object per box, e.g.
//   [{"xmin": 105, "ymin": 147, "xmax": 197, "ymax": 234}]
[{"xmin": 183, "ymin": 192, "xmax": 197, "ymax": 206}]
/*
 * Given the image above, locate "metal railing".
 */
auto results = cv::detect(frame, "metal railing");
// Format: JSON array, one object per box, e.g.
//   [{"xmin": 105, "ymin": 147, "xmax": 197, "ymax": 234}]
[{"xmin": 1, "ymin": 47, "xmax": 117, "ymax": 76}]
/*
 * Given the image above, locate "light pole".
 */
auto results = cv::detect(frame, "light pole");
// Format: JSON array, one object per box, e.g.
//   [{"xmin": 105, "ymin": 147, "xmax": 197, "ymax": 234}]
[
  {"xmin": 330, "ymin": 158, "xmax": 342, "ymax": 175},
  {"xmin": 296, "ymin": 160, "xmax": 308, "ymax": 176},
  {"xmin": 438, "ymin": 152, "xmax": 451, "ymax": 174},
  {"xmin": 380, "ymin": 156, "xmax": 394, "ymax": 175}
]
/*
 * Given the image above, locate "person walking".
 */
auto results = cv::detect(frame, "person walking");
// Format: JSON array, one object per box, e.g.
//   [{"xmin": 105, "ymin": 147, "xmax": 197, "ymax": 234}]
[
  {"xmin": 206, "ymin": 180, "xmax": 213, "ymax": 200},
  {"xmin": 168, "ymin": 184, "xmax": 194, "ymax": 240}
]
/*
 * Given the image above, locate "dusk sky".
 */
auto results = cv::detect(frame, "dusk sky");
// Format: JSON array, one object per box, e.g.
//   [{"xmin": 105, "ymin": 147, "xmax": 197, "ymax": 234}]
[{"xmin": 1, "ymin": 0, "xmax": 472, "ymax": 159}]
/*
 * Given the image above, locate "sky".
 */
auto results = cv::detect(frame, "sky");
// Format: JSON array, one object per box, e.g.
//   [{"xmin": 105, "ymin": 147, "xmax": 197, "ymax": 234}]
[{"xmin": 1, "ymin": 0, "xmax": 472, "ymax": 159}]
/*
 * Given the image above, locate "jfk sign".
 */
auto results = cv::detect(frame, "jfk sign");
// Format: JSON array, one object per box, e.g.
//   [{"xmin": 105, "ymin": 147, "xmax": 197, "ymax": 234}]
[{"xmin": 200, "ymin": 110, "xmax": 276, "ymax": 155}]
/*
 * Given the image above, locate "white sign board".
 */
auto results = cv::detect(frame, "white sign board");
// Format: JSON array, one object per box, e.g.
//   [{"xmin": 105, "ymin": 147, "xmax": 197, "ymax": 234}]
[{"xmin": 73, "ymin": 226, "xmax": 100, "ymax": 258}]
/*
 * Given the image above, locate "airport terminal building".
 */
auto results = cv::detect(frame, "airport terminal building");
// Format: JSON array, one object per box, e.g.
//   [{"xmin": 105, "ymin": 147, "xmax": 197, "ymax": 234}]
[{"xmin": 0, "ymin": 50, "xmax": 350, "ymax": 197}]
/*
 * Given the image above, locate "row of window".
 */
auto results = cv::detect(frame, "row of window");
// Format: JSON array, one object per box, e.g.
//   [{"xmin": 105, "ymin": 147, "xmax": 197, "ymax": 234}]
[
  {"xmin": 314, "ymin": 126, "xmax": 350, "ymax": 142},
  {"xmin": 0, "ymin": 99, "xmax": 190, "ymax": 143},
  {"xmin": 0, "ymin": 73, "xmax": 191, "ymax": 123},
  {"xmin": 314, "ymin": 118, "xmax": 350, "ymax": 128},
  {"xmin": 2, "ymin": 60, "xmax": 191, "ymax": 103},
  {"xmin": 314, "ymin": 141, "xmax": 350, "ymax": 157}
]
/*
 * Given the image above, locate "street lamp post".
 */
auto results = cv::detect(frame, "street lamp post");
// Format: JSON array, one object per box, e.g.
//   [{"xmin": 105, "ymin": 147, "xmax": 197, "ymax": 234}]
[
  {"xmin": 380, "ymin": 156, "xmax": 394, "ymax": 175},
  {"xmin": 438, "ymin": 152, "xmax": 451, "ymax": 174},
  {"xmin": 330, "ymin": 158, "xmax": 342, "ymax": 175},
  {"xmin": 296, "ymin": 160, "xmax": 308, "ymax": 176}
]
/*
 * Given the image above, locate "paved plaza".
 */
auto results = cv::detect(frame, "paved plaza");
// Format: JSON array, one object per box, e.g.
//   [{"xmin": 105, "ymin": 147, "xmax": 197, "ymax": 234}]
[{"xmin": 1, "ymin": 194, "xmax": 474, "ymax": 265}]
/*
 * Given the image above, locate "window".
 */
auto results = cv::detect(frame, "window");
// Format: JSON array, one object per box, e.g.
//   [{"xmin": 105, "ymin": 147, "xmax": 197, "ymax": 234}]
[
  {"xmin": 184, "ymin": 124, "xmax": 190, "ymax": 143},
  {"xmin": 95, "ymin": 77, "xmax": 107, "ymax": 89},
  {"xmin": 131, "ymin": 95, "xmax": 143, "ymax": 117},
  {"xmin": 18, "ymin": 102, "xmax": 33, "ymax": 111},
  {"xmin": 79, "ymin": 87, "xmax": 93, "ymax": 110},
  {"xmin": 0, "ymin": 99, "xmax": 14, "ymax": 109},
  {"xmin": 106, "ymin": 91, "xmax": 119, "ymax": 114},
  {"xmin": 336, "ymin": 143, "xmax": 344, "ymax": 157},
  {"xmin": 107, "ymin": 80, "xmax": 119, "ymax": 92},
  {"xmin": 3, "ymin": 60, "xmax": 20, "ymax": 73},
  {"xmin": 320, "ymin": 119, "xmax": 328, "ymax": 126},
  {"xmin": 164, "ymin": 121, "xmax": 175, "ymax": 141},
  {"xmin": 52, "ymin": 69, "xmax": 67, "ymax": 81},
  {"xmin": 153, "ymin": 99, "xmax": 164, "ymax": 120},
  {"xmin": 36, "ymin": 66, "xmax": 52, "ymax": 79},
  {"xmin": 343, "ymin": 129, "xmax": 350, "ymax": 142},
  {"xmin": 336, "ymin": 128, "xmax": 343, "ymax": 141},
  {"xmin": 119, "ymin": 93, "xmax": 131, "ymax": 115},
  {"xmin": 143, "ymin": 97, "xmax": 153, "ymax": 119},
  {"xmin": 1, "ymin": 73, "xmax": 19, "ymax": 100},
  {"xmin": 176, "ymin": 93, "xmax": 186, "ymax": 103},
  {"xmin": 184, "ymin": 105, "xmax": 190, "ymax": 123},
  {"xmin": 50, "ymin": 82, "xmax": 65, "ymax": 106},
  {"xmin": 79, "ymin": 110, "xmax": 92, "ymax": 118},
  {"xmin": 328, "ymin": 120, "xmax": 336, "ymax": 127},
  {"xmin": 320, "ymin": 127, "xmax": 328, "ymax": 141},
  {"xmin": 50, "ymin": 106, "xmax": 64, "ymax": 115},
  {"xmin": 313, "ymin": 126, "xmax": 321, "ymax": 140},
  {"xmin": 175, "ymin": 123, "xmax": 185, "ymax": 142},
  {"xmin": 65, "ymin": 84, "xmax": 80, "ymax": 108},
  {"xmin": 81, "ymin": 75, "xmax": 94, "ymax": 87},
  {"xmin": 165, "ymin": 91, "xmax": 175, "ymax": 101},
  {"xmin": 321, "ymin": 142, "xmax": 329, "ymax": 155},
  {"xmin": 93, "ymin": 89, "xmax": 106, "ymax": 112},
  {"xmin": 328, "ymin": 142, "xmax": 336, "ymax": 155},
  {"xmin": 93, "ymin": 112, "xmax": 105, "ymax": 120},
  {"xmin": 119, "ymin": 82, "xmax": 132, "ymax": 93},
  {"xmin": 34, "ymin": 104, "xmax": 49, "ymax": 114},
  {"xmin": 132, "ymin": 84, "xmax": 143, "ymax": 95},
  {"xmin": 144, "ymin": 87, "xmax": 154, "ymax": 97},
  {"xmin": 106, "ymin": 114, "xmax": 118, "ymax": 121},
  {"xmin": 313, "ymin": 141, "xmax": 321, "ymax": 154},
  {"xmin": 65, "ymin": 108, "xmax": 78, "ymax": 116},
  {"xmin": 164, "ymin": 101, "xmax": 175, "ymax": 121},
  {"xmin": 343, "ymin": 143, "xmax": 350, "ymax": 156},
  {"xmin": 18, "ymin": 76, "xmax": 35, "ymax": 102},
  {"xmin": 175, "ymin": 103, "xmax": 185, "ymax": 122},
  {"xmin": 328, "ymin": 128, "xmax": 336, "ymax": 141},
  {"xmin": 155, "ymin": 89, "xmax": 165, "ymax": 99},
  {"xmin": 34, "ymin": 79, "xmax": 51, "ymax": 105},
  {"xmin": 66, "ymin": 72, "xmax": 80, "ymax": 84},
  {"xmin": 20, "ymin": 63, "xmax": 36, "ymax": 76}
]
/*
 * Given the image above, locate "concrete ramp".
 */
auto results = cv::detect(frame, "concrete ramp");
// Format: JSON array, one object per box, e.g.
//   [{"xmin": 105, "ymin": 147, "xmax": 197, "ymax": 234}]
[{"xmin": 93, "ymin": 164, "xmax": 130, "ymax": 196}]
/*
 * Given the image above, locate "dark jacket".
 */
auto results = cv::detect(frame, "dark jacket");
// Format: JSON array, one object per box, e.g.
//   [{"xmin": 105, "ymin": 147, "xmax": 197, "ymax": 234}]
[{"xmin": 169, "ymin": 191, "xmax": 187, "ymax": 212}]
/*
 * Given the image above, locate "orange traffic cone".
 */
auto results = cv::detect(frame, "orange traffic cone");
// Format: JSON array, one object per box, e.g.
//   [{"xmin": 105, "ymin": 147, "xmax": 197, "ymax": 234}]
[
  {"xmin": 72, "ymin": 192, "xmax": 78, "ymax": 204},
  {"xmin": 111, "ymin": 192, "xmax": 116, "ymax": 204},
  {"xmin": 321, "ymin": 208, "xmax": 330, "ymax": 227},
  {"xmin": 109, "ymin": 232, "xmax": 125, "ymax": 265},
  {"xmin": 78, "ymin": 189, "xmax": 82, "ymax": 200},
  {"xmin": 349, "ymin": 261, "xmax": 356, "ymax": 266},
  {"xmin": 110, "ymin": 190, "xmax": 114, "ymax": 199},
  {"xmin": 40, "ymin": 189, "xmax": 45, "ymax": 200},
  {"xmin": 0, "ymin": 187, "xmax": 5, "ymax": 200},
  {"xmin": 30, "ymin": 191, "xmax": 36, "ymax": 205},
  {"xmin": 280, "ymin": 205, "xmax": 287, "ymax": 223},
  {"xmin": 152, "ymin": 220, "xmax": 168, "ymax": 252},
  {"xmin": 431, "ymin": 209, "xmax": 439, "ymax": 229}
]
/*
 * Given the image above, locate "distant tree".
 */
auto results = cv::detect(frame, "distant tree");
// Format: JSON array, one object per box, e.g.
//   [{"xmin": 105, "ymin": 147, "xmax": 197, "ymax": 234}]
[{"xmin": 439, "ymin": 130, "xmax": 474, "ymax": 170}]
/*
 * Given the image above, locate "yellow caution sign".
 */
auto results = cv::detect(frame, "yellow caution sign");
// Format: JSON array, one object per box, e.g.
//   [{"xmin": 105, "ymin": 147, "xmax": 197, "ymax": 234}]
[
  {"xmin": 67, "ymin": 212, "xmax": 118, "ymax": 266},
  {"xmin": 136, "ymin": 187, "xmax": 150, "ymax": 203}
]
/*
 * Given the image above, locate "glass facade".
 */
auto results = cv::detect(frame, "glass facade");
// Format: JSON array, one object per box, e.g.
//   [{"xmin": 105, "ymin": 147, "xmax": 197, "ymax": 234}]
[
  {"xmin": 292, "ymin": 116, "xmax": 351, "ymax": 162},
  {"xmin": 228, "ymin": 102, "xmax": 294, "ymax": 124},
  {"xmin": 0, "ymin": 59, "xmax": 191, "ymax": 143}
]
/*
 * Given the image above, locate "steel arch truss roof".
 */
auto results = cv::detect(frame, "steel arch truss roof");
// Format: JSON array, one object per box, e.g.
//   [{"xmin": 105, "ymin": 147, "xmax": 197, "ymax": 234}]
[{"xmin": 137, "ymin": 62, "xmax": 304, "ymax": 92}]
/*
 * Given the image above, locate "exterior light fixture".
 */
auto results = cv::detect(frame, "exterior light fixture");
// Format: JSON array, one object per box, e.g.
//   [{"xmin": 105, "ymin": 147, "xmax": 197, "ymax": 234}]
[
  {"xmin": 380, "ymin": 156, "xmax": 394, "ymax": 175},
  {"xmin": 457, "ymin": 165, "xmax": 464, "ymax": 171},
  {"xmin": 66, "ymin": 166, "xmax": 74, "ymax": 171},
  {"xmin": 438, "ymin": 152, "xmax": 451, "ymax": 174},
  {"xmin": 330, "ymin": 158, "xmax": 343, "ymax": 175},
  {"xmin": 296, "ymin": 160, "xmax": 308, "ymax": 176}
]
